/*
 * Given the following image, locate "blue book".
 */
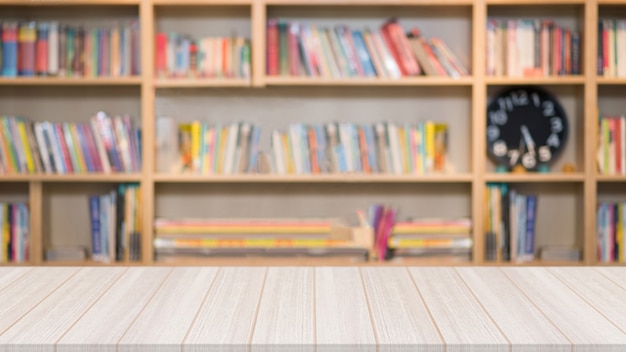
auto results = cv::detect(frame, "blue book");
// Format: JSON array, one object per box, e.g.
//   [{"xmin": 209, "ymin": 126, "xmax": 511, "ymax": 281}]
[
  {"xmin": 351, "ymin": 124, "xmax": 362, "ymax": 173},
  {"xmin": 181, "ymin": 37, "xmax": 190, "ymax": 74},
  {"xmin": 89, "ymin": 196, "xmax": 101, "ymax": 258},
  {"xmin": 299, "ymin": 124, "xmax": 311, "ymax": 174},
  {"xmin": 247, "ymin": 125, "xmax": 262, "ymax": 173},
  {"xmin": 525, "ymin": 195, "xmax": 537, "ymax": 259},
  {"xmin": 314, "ymin": 124, "xmax": 326, "ymax": 173},
  {"xmin": 351, "ymin": 30, "xmax": 376, "ymax": 77},
  {"xmin": 363, "ymin": 124, "xmax": 377, "ymax": 173},
  {"xmin": 2, "ymin": 23, "xmax": 18, "ymax": 77},
  {"xmin": 76, "ymin": 124, "xmax": 95, "ymax": 172}
]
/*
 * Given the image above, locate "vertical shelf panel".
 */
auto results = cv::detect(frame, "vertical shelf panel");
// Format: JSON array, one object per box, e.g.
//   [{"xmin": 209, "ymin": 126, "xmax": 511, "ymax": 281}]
[
  {"xmin": 252, "ymin": 0, "xmax": 267, "ymax": 86},
  {"xmin": 29, "ymin": 182, "xmax": 43, "ymax": 265}
]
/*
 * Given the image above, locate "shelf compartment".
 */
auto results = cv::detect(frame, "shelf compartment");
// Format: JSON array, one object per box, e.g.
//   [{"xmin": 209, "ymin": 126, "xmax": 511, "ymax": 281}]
[
  {"xmin": 263, "ymin": 76, "xmax": 474, "ymax": 86},
  {"xmin": 154, "ymin": 173, "xmax": 474, "ymax": 183},
  {"xmin": 0, "ymin": 77, "xmax": 142, "ymax": 86},
  {"xmin": 596, "ymin": 175, "xmax": 626, "ymax": 182},
  {"xmin": 484, "ymin": 173, "xmax": 585, "ymax": 183},
  {"xmin": 485, "ymin": 76, "xmax": 586, "ymax": 85},
  {"xmin": 155, "ymin": 78, "xmax": 252, "ymax": 88}
]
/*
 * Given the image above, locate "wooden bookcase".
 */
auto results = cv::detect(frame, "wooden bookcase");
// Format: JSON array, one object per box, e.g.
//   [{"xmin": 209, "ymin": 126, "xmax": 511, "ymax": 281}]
[{"xmin": 0, "ymin": 0, "xmax": 623, "ymax": 267}]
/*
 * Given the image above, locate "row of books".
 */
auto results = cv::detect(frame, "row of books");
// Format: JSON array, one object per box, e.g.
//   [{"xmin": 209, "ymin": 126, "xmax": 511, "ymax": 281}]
[
  {"xmin": 597, "ymin": 115, "xmax": 626, "ymax": 175},
  {"xmin": 156, "ymin": 118, "xmax": 261, "ymax": 174},
  {"xmin": 485, "ymin": 183, "xmax": 537, "ymax": 262},
  {"xmin": 0, "ymin": 113, "xmax": 141, "ymax": 175},
  {"xmin": 155, "ymin": 33, "xmax": 251, "ymax": 79},
  {"xmin": 597, "ymin": 202, "xmax": 625, "ymax": 263},
  {"xmin": 1, "ymin": 20, "xmax": 140, "ymax": 78},
  {"xmin": 271, "ymin": 122, "xmax": 449, "ymax": 175},
  {"xmin": 486, "ymin": 20, "xmax": 581, "ymax": 77},
  {"xmin": 89, "ymin": 184, "xmax": 141, "ymax": 263},
  {"xmin": 0, "ymin": 202, "xmax": 29, "ymax": 263},
  {"xmin": 266, "ymin": 18, "xmax": 468, "ymax": 79},
  {"xmin": 598, "ymin": 20, "xmax": 626, "ymax": 77}
]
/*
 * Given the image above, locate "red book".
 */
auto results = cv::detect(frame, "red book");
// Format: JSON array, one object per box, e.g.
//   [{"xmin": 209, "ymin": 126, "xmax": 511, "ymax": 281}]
[
  {"xmin": 155, "ymin": 33, "xmax": 167, "ymax": 77},
  {"xmin": 288, "ymin": 22, "xmax": 300, "ymax": 76},
  {"xmin": 54, "ymin": 123, "xmax": 74, "ymax": 173},
  {"xmin": 380, "ymin": 25, "xmax": 406, "ymax": 76},
  {"xmin": 383, "ymin": 19, "xmax": 420, "ymax": 76},
  {"xmin": 36, "ymin": 24, "xmax": 49, "ymax": 76},
  {"xmin": 603, "ymin": 22, "xmax": 609, "ymax": 74},
  {"xmin": 564, "ymin": 29, "xmax": 571, "ymax": 74},
  {"xmin": 267, "ymin": 19, "xmax": 279, "ymax": 76},
  {"xmin": 81, "ymin": 124, "xmax": 103, "ymax": 173}
]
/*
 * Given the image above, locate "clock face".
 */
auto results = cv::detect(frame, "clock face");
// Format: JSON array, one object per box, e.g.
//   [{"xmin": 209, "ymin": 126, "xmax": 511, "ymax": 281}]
[{"xmin": 486, "ymin": 87, "xmax": 569, "ymax": 171}]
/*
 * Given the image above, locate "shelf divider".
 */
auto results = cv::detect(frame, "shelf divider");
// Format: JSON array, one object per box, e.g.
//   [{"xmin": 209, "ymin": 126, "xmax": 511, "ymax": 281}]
[{"xmin": 29, "ymin": 182, "xmax": 43, "ymax": 266}]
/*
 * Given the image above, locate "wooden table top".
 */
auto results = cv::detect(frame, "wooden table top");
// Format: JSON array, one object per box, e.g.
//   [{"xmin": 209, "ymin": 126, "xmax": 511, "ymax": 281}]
[{"xmin": 0, "ymin": 266, "xmax": 624, "ymax": 351}]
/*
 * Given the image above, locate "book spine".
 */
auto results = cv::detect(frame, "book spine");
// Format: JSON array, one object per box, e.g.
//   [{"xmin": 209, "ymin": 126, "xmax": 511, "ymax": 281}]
[
  {"xmin": 525, "ymin": 195, "xmax": 536, "ymax": 260},
  {"xmin": 2, "ymin": 23, "xmax": 18, "ymax": 77}
]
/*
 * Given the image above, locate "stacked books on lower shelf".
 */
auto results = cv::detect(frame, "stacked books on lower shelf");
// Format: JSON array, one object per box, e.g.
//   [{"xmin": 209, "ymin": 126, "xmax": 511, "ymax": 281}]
[
  {"xmin": 1, "ymin": 20, "xmax": 141, "ymax": 78},
  {"xmin": 485, "ymin": 183, "xmax": 542, "ymax": 263},
  {"xmin": 153, "ymin": 218, "xmax": 371, "ymax": 262},
  {"xmin": 88, "ymin": 184, "xmax": 141, "ymax": 263},
  {"xmin": 597, "ymin": 201, "xmax": 625, "ymax": 263},
  {"xmin": 366, "ymin": 204, "xmax": 472, "ymax": 262},
  {"xmin": 266, "ymin": 18, "xmax": 469, "ymax": 79},
  {"xmin": 0, "ymin": 202, "xmax": 29, "ymax": 263},
  {"xmin": 0, "ymin": 112, "xmax": 141, "ymax": 175},
  {"xmin": 155, "ymin": 32, "xmax": 251, "ymax": 80},
  {"xmin": 271, "ymin": 121, "xmax": 449, "ymax": 175},
  {"xmin": 486, "ymin": 19, "xmax": 581, "ymax": 77},
  {"xmin": 597, "ymin": 114, "xmax": 625, "ymax": 175}
]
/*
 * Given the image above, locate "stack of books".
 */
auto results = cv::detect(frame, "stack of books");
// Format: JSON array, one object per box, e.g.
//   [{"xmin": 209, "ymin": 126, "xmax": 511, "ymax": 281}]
[
  {"xmin": 485, "ymin": 183, "xmax": 537, "ymax": 263},
  {"xmin": 89, "ymin": 183, "xmax": 141, "ymax": 263},
  {"xmin": 266, "ymin": 18, "xmax": 468, "ymax": 79},
  {"xmin": 155, "ymin": 33, "xmax": 251, "ymax": 79},
  {"xmin": 598, "ymin": 20, "xmax": 626, "ymax": 77},
  {"xmin": 0, "ymin": 202, "xmax": 29, "ymax": 263},
  {"xmin": 271, "ymin": 121, "xmax": 448, "ymax": 175},
  {"xmin": 486, "ymin": 19, "xmax": 581, "ymax": 77},
  {"xmin": 0, "ymin": 20, "xmax": 141, "ymax": 78},
  {"xmin": 153, "ymin": 218, "xmax": 366, "ymax": 261},
  {"xmin": 597, "ymin": 115, "xmax": 626, "ymax": 175},
  {"xmin": 0, "ymin": 112, "xmax": 142, "ymax": 175}
]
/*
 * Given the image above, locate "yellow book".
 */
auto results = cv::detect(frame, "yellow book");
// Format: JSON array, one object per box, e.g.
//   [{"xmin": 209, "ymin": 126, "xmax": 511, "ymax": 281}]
[
  {"xmin": 425, "ymin": 121, "xmax": 435, "ymax": 173},
  {"xmin": 618, "ymin": 203, "xmax": 623, "ymax": 262},
  {"xmin": 398, "ymin": 127, "xmax": 408, "ymax": 174},
  {"xmin": 110, "ymin": 26, "xmax": 121, "ymax": 76},
  {"xmin": 16, "ymin": 121, "xmax": 35, "ymax": 173},
  {"xmin": 178, "ymin": 124, "xmax": 193, "ymax": 172},
  {"xmin": 282, "ymin": 133, "xmax": 296, "ymax": 174},
  {"xmin": 387, "ymin": 237, "xmax": 472, "ymax": 249},
  {"xmin": 69, "ymin": 124, "xmax": 88, "ymax": 173},
  {"xmin": 156, "ymin": 225, "xmax": 332, "ymax": 234},
  {"xmin": 1, "ymin": 205, "xmax": 7, "ymax": 263},
  {"xmin": 191, "ymin": 121, "xmax": 201, "ymax": 173},
  {"xmin": 217, "ymin": 127, "xmax": 228, "ymax": 174}
]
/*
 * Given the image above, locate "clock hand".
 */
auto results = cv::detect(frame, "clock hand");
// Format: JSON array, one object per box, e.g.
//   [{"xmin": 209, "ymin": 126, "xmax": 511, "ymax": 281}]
[{"xmin": 520, "ymin": 125, "xmax": 536, "ymax": 155}]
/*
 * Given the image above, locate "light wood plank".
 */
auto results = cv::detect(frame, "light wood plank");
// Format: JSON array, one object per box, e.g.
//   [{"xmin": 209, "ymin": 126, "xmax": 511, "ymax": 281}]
[
  {"xmin": 595, "ymin": 267, "xmax": 626, "ymax": 290},
  {"xmin": 153, "ymin": 173, "xmax": 474, "ymax": 183},
  {"xmin": 56, "ymin": 267, "xmax": 173, "ymax": 352},
  {"xmin": 0, "ymin": 268, "xmax": 78, "ymax": 335},
  {"xmin": 408, "ymin": 267, "xmax": 509, "ymax": 351},
  {"xmin": 315, "ymin": 267, "xmax": 376, "ymax": 351},
  {"xmin": 28, "ymin": 182, "xmax": 42, "ymax": 265},
  {"xmin": 251, "ymin": 267, "xmax": 314, "ymax": 351},
  {"xmin": 0, "ymin": 267, "xmax": 31, "ymax": 292},
  {"xmin": 360, "ymin": 267, "xmax": 442, "ymax": 351},
  {"xmin": 455, "ymin": 267, "xmax": 570, "ymax": 351},
  {"xmin": 548, "ymin": 267, "xmax": 626, "ymax": 333},
  {"xmin": 118, "ymin": 267, "xmax": 219, "ymax": 352},
  {"xmin": 0, "ymin": 267, "xmax": 126, "ymax": 351},
  {"xmin": 502, "ymin": 267, "xmax": 626, "ymax": 350},
  {"xmin": 184, "ymin": 267, "xmax": 266, "ymax": 352}
]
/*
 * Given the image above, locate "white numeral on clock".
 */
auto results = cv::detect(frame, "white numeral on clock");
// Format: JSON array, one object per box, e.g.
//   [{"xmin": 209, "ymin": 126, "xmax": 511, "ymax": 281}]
[
  {"xmin": 542, "ymin": 101, "xmax": 555, "ymax": 117},
  {"xmin": 487, "ymin": 125, "xmax": 500, "ymax": 142},
  {"xmin": 493, "ymin": 140, "xmax": 507, "ymax": 157},
  {"xmin": 550, "ymin": 117, "xmax": 563, "ymax": 133},
  {"xmin": 547, "ymin": 133, "xmax": 560, "ymax": 148},
  {"xmin": 508, "ymin": 149, "xmax": 520, "ymax": 166},
  {"xmin": 522, "ymin": 153, "xmax": 537, "ymax": 169},
  {"xmin": 489, "ymin": 110, "xmax": 508, "ymax": 125},
  {"xmin": 538, "ymin": 146, "xmax": 552, "ymax": 162}
]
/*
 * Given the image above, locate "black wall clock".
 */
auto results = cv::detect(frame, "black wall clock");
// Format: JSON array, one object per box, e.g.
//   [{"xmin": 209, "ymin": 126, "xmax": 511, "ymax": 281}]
[{"xmin": 486, "ymin": 86, "xmax": 569, "ymax": 172}]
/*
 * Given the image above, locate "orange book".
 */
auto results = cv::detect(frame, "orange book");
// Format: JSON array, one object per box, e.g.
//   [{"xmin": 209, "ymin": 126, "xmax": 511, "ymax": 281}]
[
  {"xmin": 308, "ymin": 127, "xmax": 320, "ymax": 174},
  {"xmin": 358, "ymin": 126, "xmax": 371, "ymax": 173}
]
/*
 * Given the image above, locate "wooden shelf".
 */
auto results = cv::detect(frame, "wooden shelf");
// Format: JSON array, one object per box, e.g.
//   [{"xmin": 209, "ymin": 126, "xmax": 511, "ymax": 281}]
[
  {"xmin": 42, "ymin": 261, "xmax": 142, "ymax": 266},
  {"xmin": 596, "ymin": 77, "xmax": 626, "ymax": 85},
  {"xmin": 264, "ymin": 76, "xmax": 474, "ymax": 86},
  {"xmin": 485, "ymin": 75, "xmax": 585, "ymax": 85},
  {"xmin": 264, "ymin": 0, "xmax": 473, "ymax": 5},
  {"xmin": 0, "ymin": 174, "xmax": 143, "ymax": 183},
  {"xmin": 484, "ymin": 173, "xmax": 586, "ymax": 183},
  {"xmin": 153, "ymin": 173, "xmax": 475, "ymax": 183},
  {"xmin": 154, "ymin": 78, "xmax": 252, "ymax": 88},
  {"xmin": 152, "ymin": 0, "xmax": 252, "ymax": 5},
  {"xmin": 486, "ymin": 0, "xmax": 584, "ymax": 4},
  {"xmin": 596, "ymin": 174, "xmax": 626, "ymax": 182},
  {"xmin": 598, "ymin": 0, "xmax": 626, "ymax": 4},
  {"xmin": 0, "ymin": 77, "xmax": 142, "ymax": 86},
  {"xmin": 0, "ymin": 0, "xmax": 140, "ymax": 5}
]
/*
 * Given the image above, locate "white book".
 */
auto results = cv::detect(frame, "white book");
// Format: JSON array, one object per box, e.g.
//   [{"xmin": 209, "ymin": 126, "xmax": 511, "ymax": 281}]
[
  {"xmin": 272, "ymin": 130, "xmax": 285, "ymax": 174},
  {"xmin": 387, "ymin": 123, "xmax": 402, "ymax": 174},
  {"xmin": 618, "ymin": 21, "xmax": 626, "ymax": 77},
  {"xmin": 167, "ymin": 33, "xmax": 176, "ymax": 76},
  {"xmin": 34, "ymin": 124, "xmax": 52, "ymax": 174},
  {"xmin": 155, "ymin": 116, "xmax": 178, "ymax": 174},
  {"xmin": 487, "ymin": 21, "xmax": 495, "ymax": 76},
  {"xmin": 90, "ymin": 118, "xmax": 112, "ymax": 173},
  {"xmin": 48, "ymin": 22, "xmax": 59, "ymax": 76},
  {"xmin": 289, "ymin": 124, "xmax": 303, "ymax": 174},
  {"xmin": 507, "ymin": 21, "xmax": 517, "ymax": 77},
  {"xmin": 373, "ymin": 31, "xmax": 401, "ymax": 79},
  {"xmin": 113, "ymin": 116, "xmax": 132, "ymax": 173},
  {"xmin": 222, "ymin": 123, "xmax": 239, "ymax": 174}
]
